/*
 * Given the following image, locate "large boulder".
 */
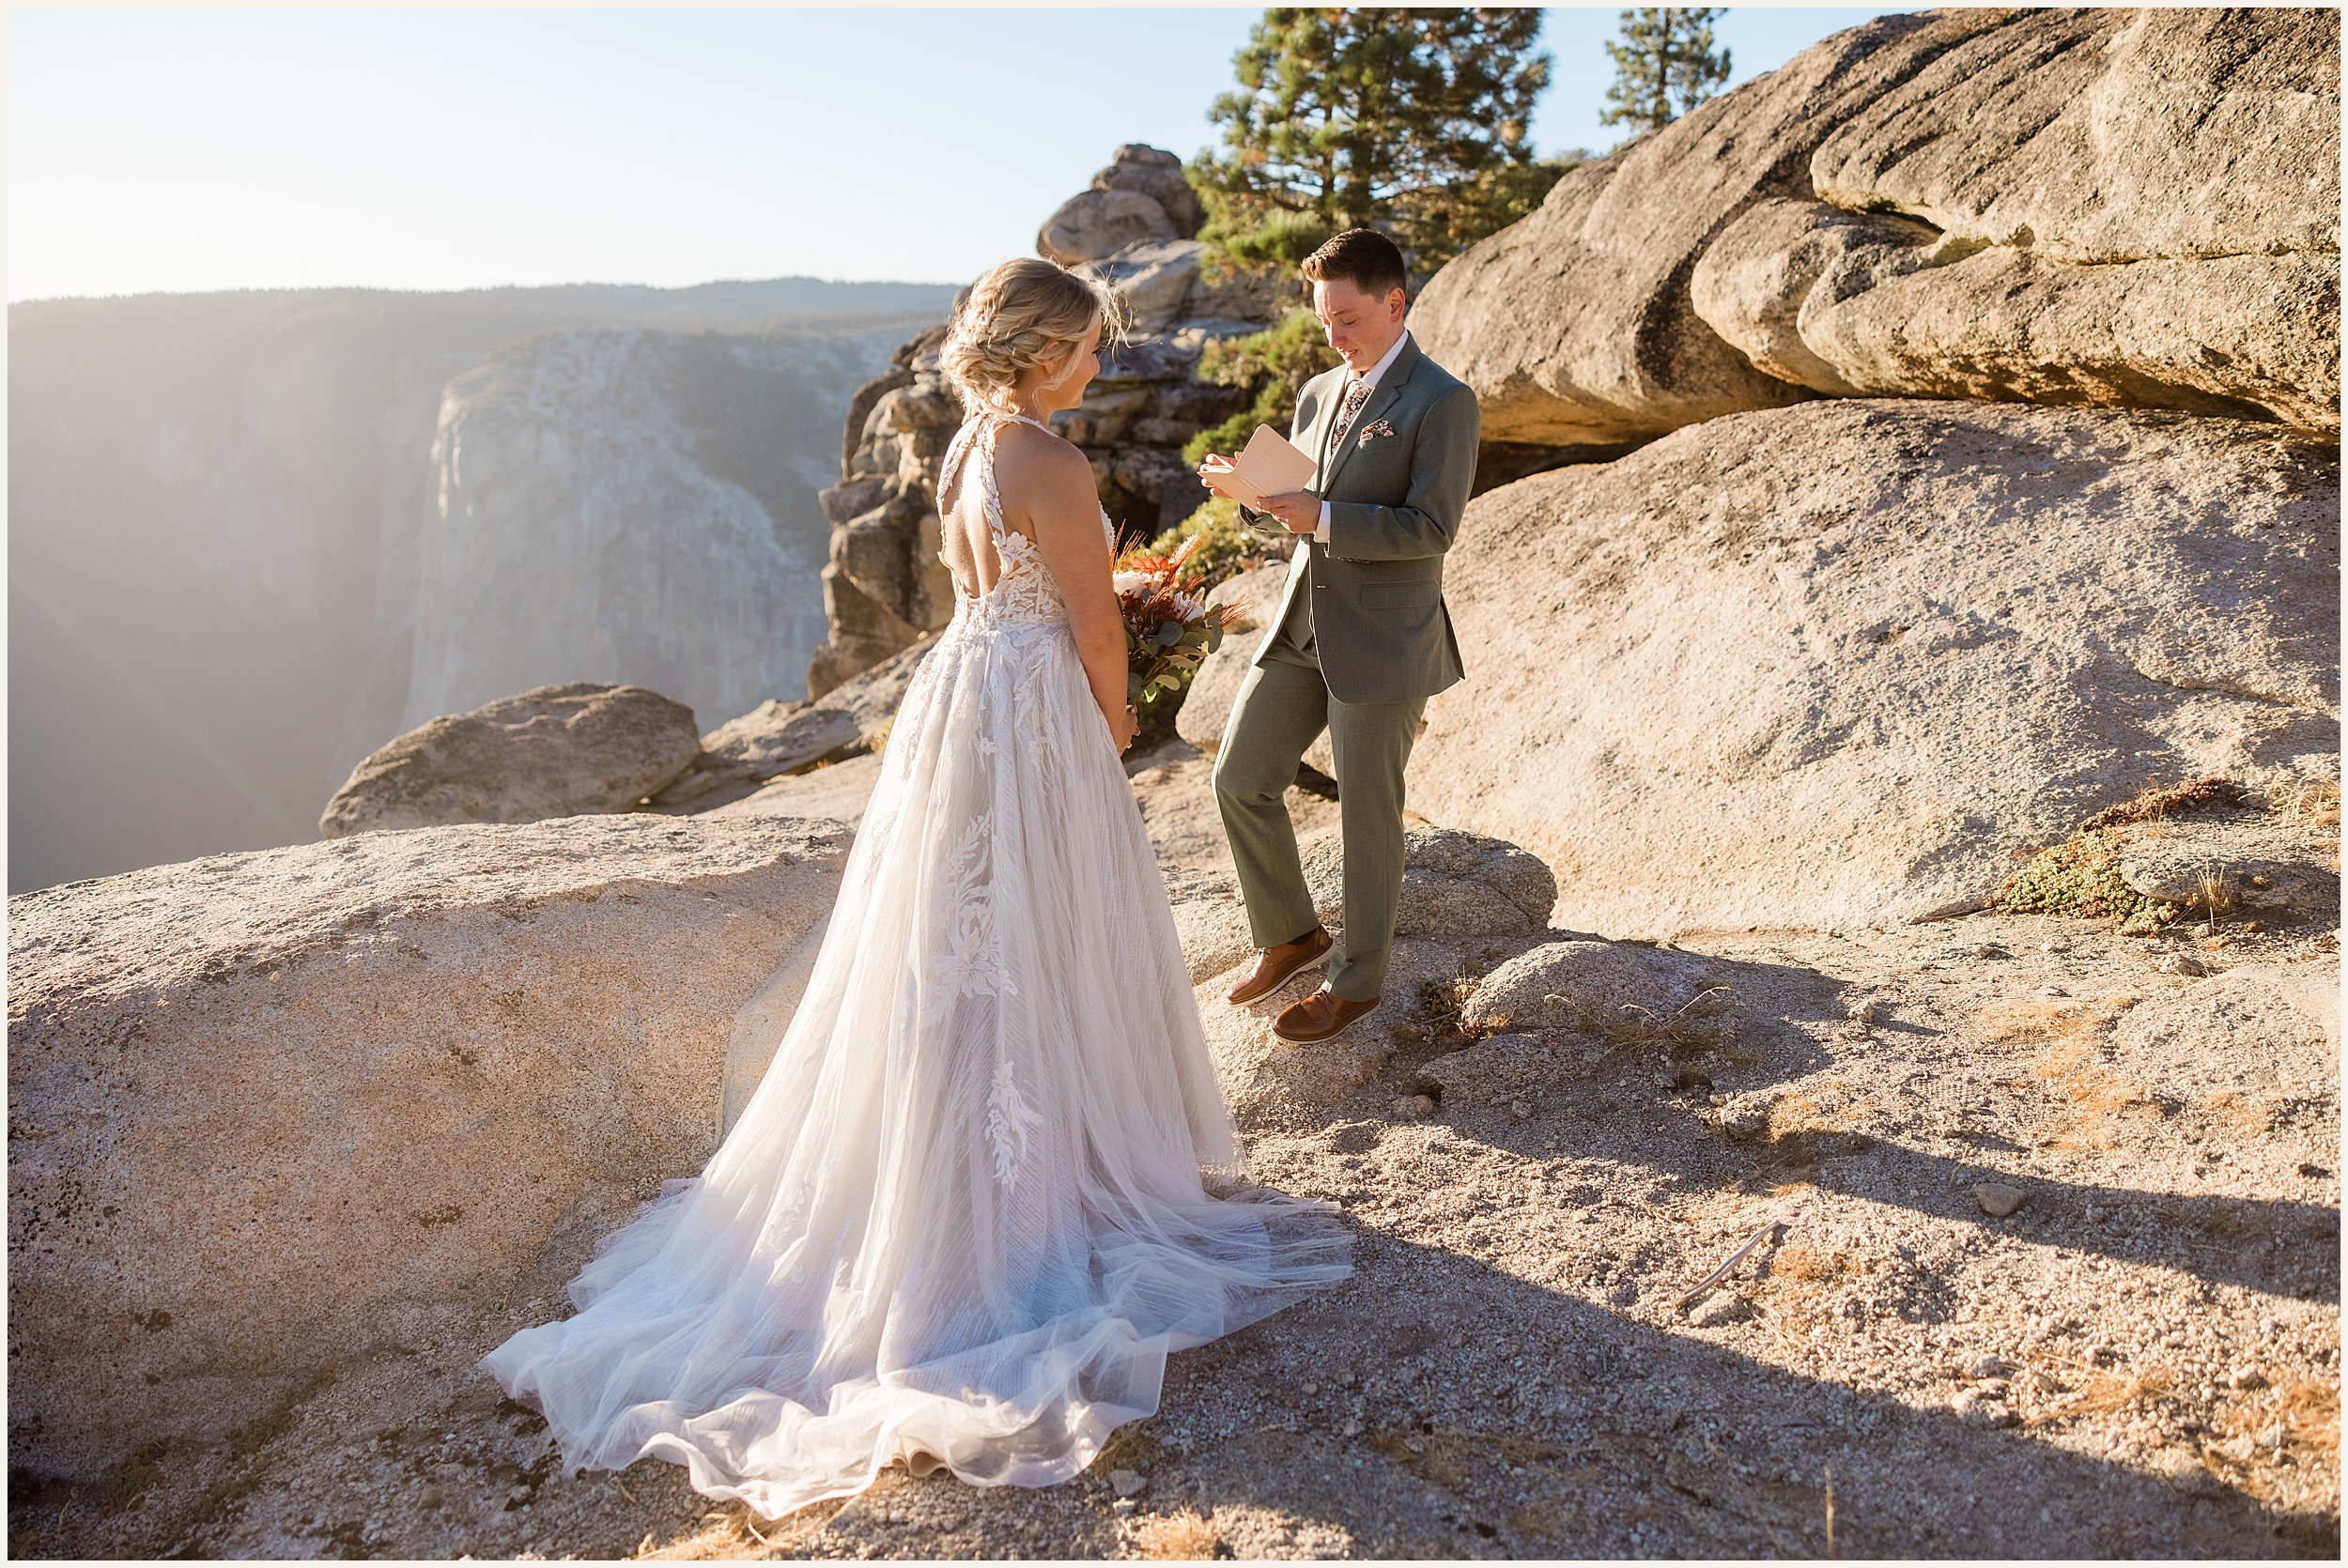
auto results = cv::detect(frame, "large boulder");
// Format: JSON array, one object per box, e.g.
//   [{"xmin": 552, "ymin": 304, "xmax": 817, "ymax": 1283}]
[
  {"xmin": 1410, "ymin": 399, "xmax": 2339, "ymax": 937},
  {"xmin": 319, "ymin": 682, "xmax": 701, "ymax": 837},
  {"xmin": 1091, "ymin": 145, "xmax": 1202, "ymax": 238},
  {"xmin": 1413, "ymin": 8, "xmax": 2339, "ymax": 454},
  {"xmin": 1301, "ymin": 825, "xmax": 1557, "ymax": 937},
  {"xmin": 1080, "ymin": 239, "xmax": 1208, "ymax": 335},
  {"xmin": 1037, "ymin": 189, "xmax": 1179, "ymax": 267},
  {"xmin": 7, "ymin": 814, "xmax": 851, "ymax": 1479},
  {"xmin": 1460, "ymin": 940, "xmax": 1724, "ymax": 1037}
]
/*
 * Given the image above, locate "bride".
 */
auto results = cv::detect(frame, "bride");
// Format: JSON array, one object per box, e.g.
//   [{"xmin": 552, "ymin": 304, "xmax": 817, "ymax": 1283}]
[{"xmin": 480, "ymin": 257, "xmax": 1352, "ymax": 1519}]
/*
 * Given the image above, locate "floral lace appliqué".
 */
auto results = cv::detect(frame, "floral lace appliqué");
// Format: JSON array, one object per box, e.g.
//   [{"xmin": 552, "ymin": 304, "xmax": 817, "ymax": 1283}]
[
  {"xmin": 933, "ymin": 814, "xmax": 1010, "ymax": 1002},
  {"xmin": 985, "ymin": 1056, "xmax": 1043, "ymax": 1190}
]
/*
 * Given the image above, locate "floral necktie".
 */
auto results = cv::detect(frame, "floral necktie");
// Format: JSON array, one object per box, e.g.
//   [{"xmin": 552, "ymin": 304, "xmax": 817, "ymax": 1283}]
[{"xmin": 1329, "ymin": 376, "xmax": 1371, "ymax": 453}]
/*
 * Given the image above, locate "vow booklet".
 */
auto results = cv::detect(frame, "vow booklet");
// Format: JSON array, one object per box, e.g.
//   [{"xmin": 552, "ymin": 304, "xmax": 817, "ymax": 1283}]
[{"xmin": 1211, "ymin": 424, "xmax": 1319, "ymax": 510}]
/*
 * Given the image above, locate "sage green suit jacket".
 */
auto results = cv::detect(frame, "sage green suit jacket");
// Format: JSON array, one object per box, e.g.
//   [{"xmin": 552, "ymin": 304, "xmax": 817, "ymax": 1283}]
[{"xmin": 1246, "ymin": 334, "xmax": 1479, "ymax": 706}]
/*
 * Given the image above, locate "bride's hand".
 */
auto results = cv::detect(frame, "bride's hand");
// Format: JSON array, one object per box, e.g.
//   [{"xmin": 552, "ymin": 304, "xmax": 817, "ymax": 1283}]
[{"xmin": 1109, "ymin": 702, "xmax": 1139, "ymax": 753}]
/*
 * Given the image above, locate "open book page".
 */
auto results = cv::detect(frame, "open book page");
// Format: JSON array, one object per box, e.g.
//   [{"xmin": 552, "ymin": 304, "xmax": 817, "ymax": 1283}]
[{"xmin": 1210, "ymin": 424, "xmax": 1319, "ymax": 510}]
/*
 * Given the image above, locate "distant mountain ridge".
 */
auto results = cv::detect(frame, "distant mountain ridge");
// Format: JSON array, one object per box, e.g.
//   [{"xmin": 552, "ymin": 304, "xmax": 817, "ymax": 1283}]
[
  {"xmin": 10, "ymin": 272, "xmax": 955, "ymax": 315},
  {"xmin": 8, "ymin": 275, "xmax": 957, "ymax": 893}
]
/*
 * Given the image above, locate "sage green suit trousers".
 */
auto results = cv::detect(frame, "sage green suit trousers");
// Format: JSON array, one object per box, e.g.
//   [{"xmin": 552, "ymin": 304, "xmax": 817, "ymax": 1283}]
[{"xmin": 1211, "ymin": 598, "xmax": 1424, "ymax": 1002}]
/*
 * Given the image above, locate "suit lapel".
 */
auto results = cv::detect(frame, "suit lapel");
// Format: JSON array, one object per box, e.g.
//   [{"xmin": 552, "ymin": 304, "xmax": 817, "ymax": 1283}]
[{"xmin": 1319, "ymin": 335, "xmax": 1421, "ymax": 495}]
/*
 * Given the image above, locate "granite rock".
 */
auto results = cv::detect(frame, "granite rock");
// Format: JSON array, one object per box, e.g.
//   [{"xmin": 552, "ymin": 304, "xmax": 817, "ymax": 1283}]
[
  {"xmin": 7, "ymin": 814, "xmax": 852, "ymax": 1478},
  {"xmin": 648, "ymin": 702, "xmax": 863, "ymax": 813},
  {"xmin": 1460, "ymin": 941, "xmax": 1722, "ymax": 1036},
  {"xmin": 1413, "ymin": 9, "xmax": 2339, "ymax": 456},
  {"xmin": 1301, "ymin": 825, "xmax": 1559, "ymax": 939},
  {"xmin": 320, "ymin": 682, "xmax": 701, "ymax": 837},
  {"xmin": 1410, "ymin": 400, "xmax": 2339, "ymax": 935},
  {"xmin": 1038, "ymin": 189, "xmax": 1179, "ymax": 267}
]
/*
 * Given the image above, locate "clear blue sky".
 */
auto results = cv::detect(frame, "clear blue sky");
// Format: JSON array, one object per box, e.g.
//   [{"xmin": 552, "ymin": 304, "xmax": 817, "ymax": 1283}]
[{"xmin": 8, "ymin": 6, "xmax": 1903, "ymax": 301}]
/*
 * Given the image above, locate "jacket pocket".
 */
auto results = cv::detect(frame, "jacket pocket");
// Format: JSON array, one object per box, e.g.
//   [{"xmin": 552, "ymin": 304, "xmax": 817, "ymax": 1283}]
[{"xmin": 1359, "ymin": 582, "xmax": 1441, "ymax": 610}]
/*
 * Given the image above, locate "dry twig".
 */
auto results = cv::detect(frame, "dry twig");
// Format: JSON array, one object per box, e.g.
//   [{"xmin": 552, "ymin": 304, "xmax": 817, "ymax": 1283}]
[{"xmin": 1676, "ymin": 1213, "xmax": 1789, "ymax": 1311}]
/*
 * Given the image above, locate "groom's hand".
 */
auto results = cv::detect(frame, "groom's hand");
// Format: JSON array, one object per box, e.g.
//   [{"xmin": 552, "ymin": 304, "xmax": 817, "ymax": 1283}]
[
  {"xmin": 1257, "ymin": 490, "xmax": 1321, "ymax": 534},
  {"xmin": 1196, "ymin": 454, "xmax": 1244, "ymax": 502}
]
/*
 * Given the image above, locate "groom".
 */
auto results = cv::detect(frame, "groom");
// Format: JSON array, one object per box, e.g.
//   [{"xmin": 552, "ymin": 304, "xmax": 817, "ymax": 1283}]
[{"xmin": 1198, "ymin": 228, "xmax": 1479, "ymax": 1045}]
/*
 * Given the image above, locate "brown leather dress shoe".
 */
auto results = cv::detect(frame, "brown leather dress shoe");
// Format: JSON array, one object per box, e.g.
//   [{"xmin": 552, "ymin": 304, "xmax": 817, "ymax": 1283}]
[
  {"xmin": 1226, "ymin": 926, "xmax": 1332, "ymax": 1006},
  {"xmin": 1272, "ymin": 988, "xmax": 1379, "ymax": 1044}
]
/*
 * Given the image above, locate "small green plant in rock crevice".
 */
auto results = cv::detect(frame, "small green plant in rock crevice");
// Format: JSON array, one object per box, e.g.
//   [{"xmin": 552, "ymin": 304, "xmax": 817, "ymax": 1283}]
[
  {"xmin": 1997, "ymin": 776, "xmax": 2246, "ymax": 933},
  {"xmin": 1997, "ymin": 829, "xmax": 2180, "ymax": 933},
  {"xmin": 1417, "ymin": 972, "xmax": 1479, "ymax": 1041}
]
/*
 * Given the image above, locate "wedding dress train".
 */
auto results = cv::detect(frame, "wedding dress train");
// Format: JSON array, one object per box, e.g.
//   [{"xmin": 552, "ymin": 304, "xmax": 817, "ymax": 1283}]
[{"xmin": 480, "ymin": 409, "xmax": 1351, "ymax": 1518}]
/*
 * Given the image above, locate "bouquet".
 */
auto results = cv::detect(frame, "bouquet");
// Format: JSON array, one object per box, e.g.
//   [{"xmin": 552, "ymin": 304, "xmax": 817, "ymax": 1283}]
[{"xmin": 1113, "ymin": 531, "xmax": 1228, "ymax": 715}]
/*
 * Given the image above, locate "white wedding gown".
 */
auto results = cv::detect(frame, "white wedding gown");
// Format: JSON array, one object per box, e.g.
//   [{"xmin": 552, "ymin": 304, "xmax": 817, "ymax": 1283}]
[{"xmin": 480, "ymin": 408, "xmax": 1351, "ymax": 1518}]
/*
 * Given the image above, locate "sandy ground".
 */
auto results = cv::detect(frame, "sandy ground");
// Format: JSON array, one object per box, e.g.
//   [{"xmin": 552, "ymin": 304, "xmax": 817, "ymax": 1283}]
[{"xmin": 10, "ymin": 744, "xmax": 2339, "ymax": 1560}]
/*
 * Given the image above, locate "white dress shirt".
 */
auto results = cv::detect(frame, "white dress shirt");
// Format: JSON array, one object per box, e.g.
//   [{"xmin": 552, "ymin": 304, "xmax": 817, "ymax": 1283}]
[{"xmin": 1315, "ymin": 329, "xmax": 1413, "ymax": 544}]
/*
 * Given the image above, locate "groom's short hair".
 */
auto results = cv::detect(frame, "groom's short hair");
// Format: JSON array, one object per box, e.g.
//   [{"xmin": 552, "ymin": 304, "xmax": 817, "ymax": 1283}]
[{"xmin": 1301, "ymin": 229, "xmax": 1408, "ymax": 303}]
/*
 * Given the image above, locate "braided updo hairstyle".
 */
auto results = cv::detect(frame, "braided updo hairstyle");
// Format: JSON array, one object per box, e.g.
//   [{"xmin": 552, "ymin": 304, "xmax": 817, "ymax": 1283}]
[{"xmin": 940, "ymin": 257, "xmax": 1128, "ymax": 414}]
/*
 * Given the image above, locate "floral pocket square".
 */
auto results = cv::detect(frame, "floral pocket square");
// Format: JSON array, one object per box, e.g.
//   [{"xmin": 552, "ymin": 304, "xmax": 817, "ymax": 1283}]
[{"xmin": 1355, "ymin": 418, "xmax": 1397, "ymax": 448}]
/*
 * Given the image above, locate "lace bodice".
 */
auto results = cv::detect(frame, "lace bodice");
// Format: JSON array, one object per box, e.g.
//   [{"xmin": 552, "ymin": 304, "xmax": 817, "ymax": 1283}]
[{"xmin": 937, "ymin": 410, "xmax": 1116, "ymax": 629}]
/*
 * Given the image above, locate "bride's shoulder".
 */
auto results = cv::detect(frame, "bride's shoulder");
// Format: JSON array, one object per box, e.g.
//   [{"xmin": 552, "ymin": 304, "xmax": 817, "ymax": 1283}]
[
  {"xmin": 994, "ymin": 417, "xmax": 1072, "ymax": 455},
  {"xmin": 993, "ymin": 421, "xmax": 1090, "ymax": 487}
]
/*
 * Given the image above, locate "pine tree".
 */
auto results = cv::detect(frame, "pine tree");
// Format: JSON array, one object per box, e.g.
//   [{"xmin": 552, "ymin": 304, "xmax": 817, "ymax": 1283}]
[
  {"xmin": 1600, "ymin": 8, "xmax": 1733, "ymax": 137},
  {"xmin": 1193, "ymin": 8, "xmax": 1557, "ymax": 273}
]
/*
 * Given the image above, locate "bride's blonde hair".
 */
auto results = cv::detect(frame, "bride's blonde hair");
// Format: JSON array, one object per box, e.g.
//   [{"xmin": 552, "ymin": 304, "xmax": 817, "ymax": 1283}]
[{"xmin": 941, "ymin": 258, "xmax": 1129, "ymax": 413}]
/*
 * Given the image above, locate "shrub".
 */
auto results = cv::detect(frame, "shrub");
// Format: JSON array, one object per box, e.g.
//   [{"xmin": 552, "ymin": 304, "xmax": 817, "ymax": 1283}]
[
  {"xmin": 1194, "ymin": 206, "xmax": 1331, "ymax": 283},
  {"xmin": 2077, "ymin": 776, "xmax": 2243, "ymax": 833},
  {"xmin": 1145, "ymin": 497, "xmax": 1272, "ymax": 587},
  {"xmin": 1181, "ymin": 309, "xmax": 1342, "ymax": 468}
]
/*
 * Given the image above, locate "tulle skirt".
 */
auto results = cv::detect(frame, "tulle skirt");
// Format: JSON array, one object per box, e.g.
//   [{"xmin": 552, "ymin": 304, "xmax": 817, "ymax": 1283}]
[{"xmin": 479, "ymin": 602, "xmax": 1351, "ymax": 1518}]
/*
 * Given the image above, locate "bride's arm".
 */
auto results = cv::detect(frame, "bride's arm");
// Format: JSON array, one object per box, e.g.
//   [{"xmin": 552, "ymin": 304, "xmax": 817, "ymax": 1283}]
[{"xmin": 1023, "ymin": 442, "xmax": 1138, "ymax": 753}]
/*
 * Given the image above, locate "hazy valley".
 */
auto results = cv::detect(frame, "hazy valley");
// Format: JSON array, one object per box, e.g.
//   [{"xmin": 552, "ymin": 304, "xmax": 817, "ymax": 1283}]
[{"xmin": 8, "ymin": 278, "xmax": 952, "ymax": 892}]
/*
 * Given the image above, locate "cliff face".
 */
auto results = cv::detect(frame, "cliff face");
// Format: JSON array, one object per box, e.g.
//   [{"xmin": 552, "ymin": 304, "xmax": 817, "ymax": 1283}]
[
  {"xmin": 8, "ymin": 282, "xmax": 950, "ymax": 892},
  {"xmin": 809, "ymin": 146, "xmax": 1285, "ymax": 695},
  {"xmin": 408, "ymin": 324, "xmax": 902, "ymax": 731}
]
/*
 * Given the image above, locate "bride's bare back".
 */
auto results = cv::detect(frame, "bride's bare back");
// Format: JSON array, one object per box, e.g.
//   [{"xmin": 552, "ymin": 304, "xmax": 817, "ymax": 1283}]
[
  {"xmin": 936, "ymin": 411, "xmax": 1117, "ymax": 620},
  {"xmin": 938, "ymin": 419, "xmax": 1057, "ymax": 600}
]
